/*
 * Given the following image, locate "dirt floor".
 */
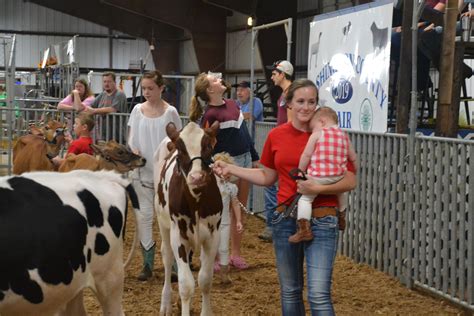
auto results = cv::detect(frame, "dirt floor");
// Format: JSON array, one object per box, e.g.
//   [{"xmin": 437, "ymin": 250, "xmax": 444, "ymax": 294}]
[{"xmin": 84, "ymin": 212, "xmax": 468, "ymax": 315}]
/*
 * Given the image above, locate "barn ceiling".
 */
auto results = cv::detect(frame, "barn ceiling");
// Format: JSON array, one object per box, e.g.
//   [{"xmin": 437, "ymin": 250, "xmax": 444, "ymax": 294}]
[{"xmin": 27, "ymin": 0, "xmax": 296, "ymax": 76}]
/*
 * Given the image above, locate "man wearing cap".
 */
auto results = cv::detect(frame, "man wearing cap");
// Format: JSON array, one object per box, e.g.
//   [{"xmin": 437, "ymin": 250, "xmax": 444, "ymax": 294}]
[
  {"xmin": 234, "ymin": 81, "xmax": 264, "ymax": 122},
  {"xmin": 257, "ymin": 60, "xmax": 294, "ymax": 243},
  {"xmin": 267, "ymin": 60, "xmax": 294, "ymax": 125}
]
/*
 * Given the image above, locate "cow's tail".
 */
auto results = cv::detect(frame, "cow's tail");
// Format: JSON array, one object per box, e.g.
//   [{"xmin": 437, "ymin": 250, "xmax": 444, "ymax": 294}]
[{"xmin": 124, "ymin": 183, "xmax": 140, "ymax": 269}]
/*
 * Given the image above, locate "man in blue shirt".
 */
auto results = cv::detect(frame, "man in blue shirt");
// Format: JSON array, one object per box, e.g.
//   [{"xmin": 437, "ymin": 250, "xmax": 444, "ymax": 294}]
[{"xmin": 234, "ymin": 81, "xmax": 264, "ymax": 122}]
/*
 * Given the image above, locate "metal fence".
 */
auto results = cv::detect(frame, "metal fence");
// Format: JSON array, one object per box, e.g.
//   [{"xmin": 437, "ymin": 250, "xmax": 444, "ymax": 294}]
[{"xmin": 0, "ymin": 108, "xmax": 472, "ymax": 310}]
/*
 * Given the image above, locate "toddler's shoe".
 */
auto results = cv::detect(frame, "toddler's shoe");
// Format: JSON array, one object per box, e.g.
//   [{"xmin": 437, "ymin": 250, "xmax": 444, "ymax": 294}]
[
  {"xmin": 230, "ymin": 256, "xmax": 249, "ymax": 270},
  {"xmin": 213, "ymin": 261, "xmax": 221, "ymax": 273}
]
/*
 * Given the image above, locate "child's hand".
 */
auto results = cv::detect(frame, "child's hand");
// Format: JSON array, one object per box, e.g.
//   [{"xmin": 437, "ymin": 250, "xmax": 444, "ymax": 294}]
[
  {"xmin": 64, "ymin": 131, "xmax": 73, "ymax": 143},
  {"xmin": 235, "ymin": 221, "xmax": 244, "ymax": 234}
]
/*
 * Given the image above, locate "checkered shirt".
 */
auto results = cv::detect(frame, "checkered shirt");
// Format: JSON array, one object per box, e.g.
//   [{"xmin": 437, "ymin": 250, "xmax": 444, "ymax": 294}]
[{"xmin": 307, "ymin": 126, "xmax": 349, "ymax": 177}]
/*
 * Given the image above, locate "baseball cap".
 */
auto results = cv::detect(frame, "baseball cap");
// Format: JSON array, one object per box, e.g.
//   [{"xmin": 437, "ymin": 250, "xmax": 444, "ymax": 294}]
[
  {"xmin": 266, "ymin": 60, "xmax": 294, "ymax": 76},
  {"xmin": 231, "ymin": 81, "xmax": 251, "ymax": 88}
]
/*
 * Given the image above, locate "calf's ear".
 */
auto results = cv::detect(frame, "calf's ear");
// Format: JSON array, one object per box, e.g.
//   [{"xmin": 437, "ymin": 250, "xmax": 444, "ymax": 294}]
[
  {"xmin": 205, "ymin": 121, "xmax": 220, "ymax": 138},
  {"xmin": 166, "ymin": 141, "xmax": 175, "ymax": 152},
  {"xmin": 90, "ymin": 143, "xmax": 103, "ymax": 155},
  {"xmin": 30, "ymin": 126, "xmax": 43, "ymax": 136},
  {"xmin": 166, "ymin": 122, "xmax": 179, "ymax": 142}
]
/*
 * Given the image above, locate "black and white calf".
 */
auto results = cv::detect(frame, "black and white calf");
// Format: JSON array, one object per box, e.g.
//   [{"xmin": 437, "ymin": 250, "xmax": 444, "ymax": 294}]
[
  {"xmin": 0, "ymin": 170, "xmax": 139, "ymax": 316},
  {"xmin": 155, "ymin": 121, "xmax": 222, "ymax": 316}
]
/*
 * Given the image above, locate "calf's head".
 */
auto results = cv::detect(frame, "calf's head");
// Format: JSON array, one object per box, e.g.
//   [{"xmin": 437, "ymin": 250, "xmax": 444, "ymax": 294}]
[
  {"xmin": 167, "ymin": 121, "xmax": 219, "ymax": 188},
  {"xmin": 91, "ymin": 140, "xmax": 146, "ymax": 173},
  {"xmin": 30, "ymin": 120, "xmax": 67, "ymax": 157}
]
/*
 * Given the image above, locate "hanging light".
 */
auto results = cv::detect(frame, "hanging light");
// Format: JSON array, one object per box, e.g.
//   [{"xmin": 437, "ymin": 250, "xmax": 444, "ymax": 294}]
[{"xmin": 247, "ymin": 16, "xmax": 254, "ymax": 27}]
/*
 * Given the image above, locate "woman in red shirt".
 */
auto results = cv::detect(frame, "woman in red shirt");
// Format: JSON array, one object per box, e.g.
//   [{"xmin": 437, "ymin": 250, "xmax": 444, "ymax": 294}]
[{"xmin": 213, "ymin": 79, "xmax": 356, "ymax": 315}]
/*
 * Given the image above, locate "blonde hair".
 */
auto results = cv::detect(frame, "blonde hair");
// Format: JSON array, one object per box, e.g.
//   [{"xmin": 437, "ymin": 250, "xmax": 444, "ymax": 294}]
[
  {"xmin": 76, "ymin": 112, "xmax": 95, "ymax": 131},
  {"xmin": 314, "ymin": 106, "xmax": 338, "ymax": 124},
  {"xmin": 189, "ymin": 73, "xmax": 211, "ymax": 122},
  {"xmin": 212, "ymin": 152, "xmax": 235, "ymax": 165}
]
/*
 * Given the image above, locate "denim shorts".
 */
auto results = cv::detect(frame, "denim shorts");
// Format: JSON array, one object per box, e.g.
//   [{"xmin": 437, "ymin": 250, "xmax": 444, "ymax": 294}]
[{"xmin": 232, "ymin": 152, "xmax": 252, "ymax": 168}]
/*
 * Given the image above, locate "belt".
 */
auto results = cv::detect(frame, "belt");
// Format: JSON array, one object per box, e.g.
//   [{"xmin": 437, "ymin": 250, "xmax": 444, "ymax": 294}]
[{"xmin": 276, "ymin": 205, "xmax": 337, "ymax": 218}]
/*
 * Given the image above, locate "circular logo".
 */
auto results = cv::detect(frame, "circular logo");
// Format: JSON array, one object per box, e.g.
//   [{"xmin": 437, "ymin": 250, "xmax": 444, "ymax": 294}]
[
  {"xmin": 331, "ymin": 79, "xmax": 353, "ymax": 104},
  {"xmin": 360, "ymin": 98, "xmax": 373, "ymax": 131}
]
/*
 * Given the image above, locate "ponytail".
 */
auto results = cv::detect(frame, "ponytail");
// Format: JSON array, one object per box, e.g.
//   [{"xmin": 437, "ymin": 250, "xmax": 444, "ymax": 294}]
[{"xmin": 189, "ymin": 96, "xmax": 203, "ymax": 122}]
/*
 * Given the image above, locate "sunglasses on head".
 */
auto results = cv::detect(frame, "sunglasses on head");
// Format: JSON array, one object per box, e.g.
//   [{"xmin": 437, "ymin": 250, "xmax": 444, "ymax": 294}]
[{"xmin": 207, "ymin": 71, "xmax": 222, "ymax": 80}]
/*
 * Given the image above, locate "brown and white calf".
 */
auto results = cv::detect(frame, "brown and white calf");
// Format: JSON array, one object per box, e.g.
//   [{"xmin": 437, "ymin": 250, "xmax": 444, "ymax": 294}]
[
  {"xmin": 155, "ymin": 121, "xmax": 222, "ymax": 316},
  {"xmin": 58, "ymin": 140, "xmax": 146, "ymax": 173}
]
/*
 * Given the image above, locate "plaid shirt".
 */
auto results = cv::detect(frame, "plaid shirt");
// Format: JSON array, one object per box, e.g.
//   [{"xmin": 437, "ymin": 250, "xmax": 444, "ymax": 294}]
[{"xmin": 308, "ymin": 126, "xmax": 349, "ymax": 177}]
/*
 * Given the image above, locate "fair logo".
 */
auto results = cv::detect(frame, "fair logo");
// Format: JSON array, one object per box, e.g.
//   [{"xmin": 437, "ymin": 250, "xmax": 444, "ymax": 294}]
[
  {"xmin": 360, "ymin": 98, "xmax": 373, "ymax": 131},
  {"xmin": 331, "ymin": 78, "xmax": 353, "ymax": 104}
]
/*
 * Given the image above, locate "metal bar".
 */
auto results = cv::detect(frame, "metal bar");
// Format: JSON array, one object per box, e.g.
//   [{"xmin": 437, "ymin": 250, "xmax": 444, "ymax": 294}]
[
  {"xmin": 426, "ymin": 140, "xmax": 435, "ymax": 288},
  {"xmin": 252, "ymin": 18, "xmax": 293, "ymax": 31},
  {"xmin": 419, "ymin": 139, "xmax": 428, "ymax": 285},
  {"xmin": 441, "ymin": 142, "xmax": 450, "ymax": 294},
  {"xmin": 413, "ymin": 138, "xmax": 421, "ymax": 282},
  {"xmin": 449, "ymin": 144, "xmax": 458, "ymax": 298},
  {"xmin": 360, "ymin": 134, "xmax": 368, "ymax": 263},
  {"xmin": 364, "ymin": 134, "xmax": 372, "ymax": 264},
  {"xmin": 376, "ymin": 135, "xmax": 384, "ymax": 271},
  {"xmin": 383, "ymin": 136, "xmax": 392, "ymax": 274},
  {"xmin": 434, "ymin": 143, "xmax": 443, "ymax": 290},
  {"xmin": 468, "ymin": 144, "xmax": 474, "ymax": 304},
  {"xmin": 414, "ymin": 282, "xmax": 474, "ymax": 312},
  {"xmin": 458, "ymin": 145, "xmax": 467, "ymax": 301},
  {"xmin": 397, "ymin": 137, "xmax": 406, "ymax": 280},
  {"xmin": 389, "ymin": 137, "xmax": 398, "ymax": 277}
]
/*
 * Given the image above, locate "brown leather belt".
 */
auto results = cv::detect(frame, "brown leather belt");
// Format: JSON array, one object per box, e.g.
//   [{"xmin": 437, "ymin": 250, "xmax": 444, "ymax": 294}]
[{"xmin": 276, "ymin": 205, "xmax": 337, "ymax": 218}]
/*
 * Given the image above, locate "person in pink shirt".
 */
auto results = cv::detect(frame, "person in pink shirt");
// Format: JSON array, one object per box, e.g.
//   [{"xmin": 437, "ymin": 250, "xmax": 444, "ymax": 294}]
[
  {"xmin": 289, "ymin": 106, "xmax": 357, "ymax": 243},
  {"xmin": 57, "ymin": 78, "xmax": 95, "ymax": 112}
]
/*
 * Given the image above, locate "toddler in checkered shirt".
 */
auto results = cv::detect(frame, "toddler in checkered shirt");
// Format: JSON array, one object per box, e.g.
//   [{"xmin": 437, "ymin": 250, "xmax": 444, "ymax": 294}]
[{"xmin": 289, "ymin": 106, "xmax": 357, "ymax": 243}]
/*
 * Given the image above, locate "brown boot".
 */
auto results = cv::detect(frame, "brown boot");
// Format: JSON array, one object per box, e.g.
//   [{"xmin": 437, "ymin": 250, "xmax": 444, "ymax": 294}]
[
  {"xmin": 288, "ymin": 219, "xmax": 313, "ymax": 243},
  {"xmin": 220, "ymin": 265, "xmax": 232, "ymax": 284}
]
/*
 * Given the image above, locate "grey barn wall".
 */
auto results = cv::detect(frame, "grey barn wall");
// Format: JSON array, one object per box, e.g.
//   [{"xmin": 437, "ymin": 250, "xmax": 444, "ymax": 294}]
[{"xmin": 0, "ymin": 0, "xmax": 155, "ymax": 72}]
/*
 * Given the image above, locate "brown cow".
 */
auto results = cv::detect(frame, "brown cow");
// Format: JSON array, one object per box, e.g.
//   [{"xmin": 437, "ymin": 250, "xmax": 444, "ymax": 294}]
[
  {"xmin": 12, "ymin": 121, "xmax": 66, "ymax": 174},
  {"xmin": 58, "ymin": 140, "xmax": 146, "ymax": 173}
]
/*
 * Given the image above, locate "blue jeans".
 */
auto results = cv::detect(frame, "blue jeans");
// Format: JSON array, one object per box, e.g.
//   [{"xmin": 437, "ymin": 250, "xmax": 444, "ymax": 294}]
[
  {"xmin": 264, "ymin": 183, "xmax": 278, "ymax": 228},
  {"xmin": 271, "ymin": 211, "xmax": 339, "ymax": 315}
]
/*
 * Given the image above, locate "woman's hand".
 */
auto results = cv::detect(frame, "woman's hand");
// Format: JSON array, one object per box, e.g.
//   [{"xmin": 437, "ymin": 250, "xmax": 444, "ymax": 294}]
[
  {"xmin": 212, "ymin": 160, "xmax": 232, "ymax": 178},
  {"xmin": 72, "ymin": 89, "xmax": 80, "ymax": 95},
  {"xmin": 462, "ymin": 10, "xmax": 474, "ymax": 18},
  {"xmin": 423, "ymin": 23, "xmax": 435, "ymax": 32},
  {"xmin": 296, "ymin": 179, "xmax": 322, "ymax": 195}
]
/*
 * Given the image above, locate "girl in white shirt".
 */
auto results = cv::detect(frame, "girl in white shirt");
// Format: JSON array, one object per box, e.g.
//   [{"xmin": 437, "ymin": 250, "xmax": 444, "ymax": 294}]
[{"xmin": 128, "ymin": 70, "xmax": 182, "ymax": 281}]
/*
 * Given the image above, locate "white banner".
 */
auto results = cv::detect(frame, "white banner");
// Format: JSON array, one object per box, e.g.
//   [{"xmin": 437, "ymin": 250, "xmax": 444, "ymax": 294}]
[{"xmin": 308, "ymin": 0, "xmax": 393, "ymax": 132}]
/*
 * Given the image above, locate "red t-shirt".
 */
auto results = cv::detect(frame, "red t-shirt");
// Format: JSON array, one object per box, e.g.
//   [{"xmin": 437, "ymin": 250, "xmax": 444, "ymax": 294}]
[
  {"xmin": 67, "ymin": 136, "xmax": 93, "ymax": 155},
  {"xmin": 260, "ymin": 122, "xmax": 355, "ymax": 208}
]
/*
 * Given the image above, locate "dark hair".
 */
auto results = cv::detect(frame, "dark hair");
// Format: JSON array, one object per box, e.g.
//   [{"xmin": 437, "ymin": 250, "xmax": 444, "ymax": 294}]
[
  {"xmin": 142, "ymin": 70, "xmax": 164, "ymax": 87},
  {"xmin": 314, "ymin": 106, "xmax": 338, "ymax": 124},
  {"xmin": 275, "ymin": 69, "xmax": 292, "ymax": 81},
  {"xmin": 76, "ymin": 112, "xmax": 95, "ymax": 131},
  {"xmin": 103, "ymin": 72, "xmax": 116, "ymax": 81},
  {"xmin": 285, "ymin": 79, "xmax": 318, "ymax": 104}
]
